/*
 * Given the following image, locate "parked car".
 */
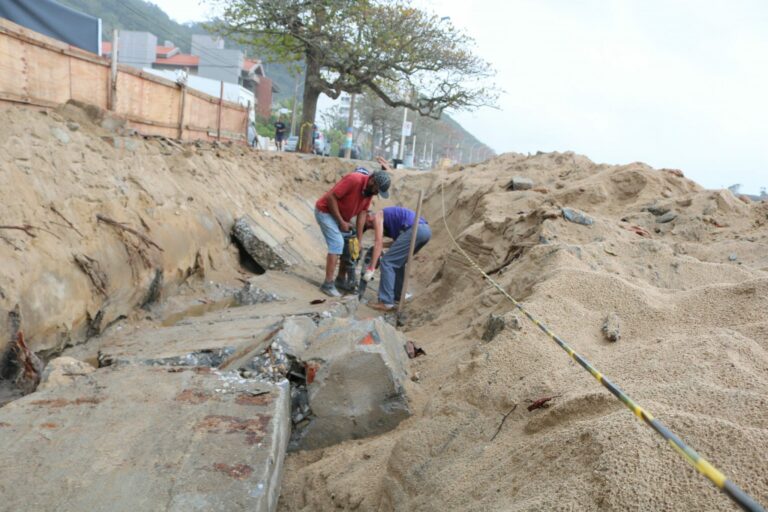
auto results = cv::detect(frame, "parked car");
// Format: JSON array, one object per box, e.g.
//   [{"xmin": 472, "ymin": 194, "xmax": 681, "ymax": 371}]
[
  {"xmin": 337, "ymin": 145, "xmax": 362, "ymax": 160},
  {"xmin": 283, "ymin": 135, "xmax": 299, "ymax": 152},
  {"xmin": 313, "ymin": 132, "xmax": 330, "ymax": 156}
]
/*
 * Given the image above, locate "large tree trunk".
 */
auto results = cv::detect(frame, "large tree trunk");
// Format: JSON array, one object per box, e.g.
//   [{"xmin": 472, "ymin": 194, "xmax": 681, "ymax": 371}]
[{"xmin": 299, "ymin": 53, "xmax": 322, "ymax": 154}]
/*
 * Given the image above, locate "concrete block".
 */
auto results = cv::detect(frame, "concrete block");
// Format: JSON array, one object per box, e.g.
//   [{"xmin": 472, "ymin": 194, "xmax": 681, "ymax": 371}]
[
  {"xmin": 506, "ymin": 176, "xmax": 534, "ymax": 191},
  {"xmin": 289, "ymin": 317, "xmax": 411, "ymax": 451},
  {"xmin": 232, "ymin": 215, "xmax": 300, "ymax": 271},
  {"xmin": 0, "ymin": 365, "xmax": 290, "ymax": 512}
]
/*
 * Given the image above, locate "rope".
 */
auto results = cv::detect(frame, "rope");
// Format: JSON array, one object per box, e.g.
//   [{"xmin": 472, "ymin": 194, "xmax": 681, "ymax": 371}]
[{"xmin": 439, "ymin": 181, "xmax": 764, "ymax": 512}]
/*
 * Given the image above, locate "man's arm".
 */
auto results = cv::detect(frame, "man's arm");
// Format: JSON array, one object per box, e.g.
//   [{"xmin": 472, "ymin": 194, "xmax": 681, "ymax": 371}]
[
  {"xmin": 376, "ymin": 156, "xmax": 392, "ymax": 171},
  {"xmin": 355, "ymin": 212, "xmax": 366, "ymax": 244},
  {"xmin": 326, "ymin": 193, "xmax": 350, "ymax": 232},
  {"xmin": 369, "ymin": 211, "xmax": 385, "ymax": 270}
]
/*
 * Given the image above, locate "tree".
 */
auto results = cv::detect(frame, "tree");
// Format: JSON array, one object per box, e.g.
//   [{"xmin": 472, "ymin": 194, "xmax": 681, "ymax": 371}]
[{"xmin": 212, "ymin": 0, "xmax": 497, "ymax": 152}]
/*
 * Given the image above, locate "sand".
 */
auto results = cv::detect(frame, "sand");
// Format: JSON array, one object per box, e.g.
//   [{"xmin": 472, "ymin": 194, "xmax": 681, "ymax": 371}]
[
  {"xmin": 1, "ymin": 103, "xmax": 767, "ymax": 510},
  {"xmin": 278, "ymin": 154, "xmax": 768, "ymax": 510}
]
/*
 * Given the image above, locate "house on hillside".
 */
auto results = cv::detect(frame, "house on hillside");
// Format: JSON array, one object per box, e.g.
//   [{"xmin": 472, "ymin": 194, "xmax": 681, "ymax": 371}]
[{"xmin": 102, "ymin": 31, "xmax": 278, "ymax": 117}]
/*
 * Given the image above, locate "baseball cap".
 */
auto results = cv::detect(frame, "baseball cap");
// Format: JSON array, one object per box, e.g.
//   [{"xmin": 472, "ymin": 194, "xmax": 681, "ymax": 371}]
[{"xmin": 371, "ymin": 170, "xmax": 391, "ymax": 198}]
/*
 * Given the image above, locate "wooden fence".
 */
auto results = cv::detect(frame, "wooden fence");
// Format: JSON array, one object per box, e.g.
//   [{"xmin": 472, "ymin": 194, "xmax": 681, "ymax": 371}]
[{"xmin": 0, "ymin": 18, "xmax": 248, "ymax": 142}]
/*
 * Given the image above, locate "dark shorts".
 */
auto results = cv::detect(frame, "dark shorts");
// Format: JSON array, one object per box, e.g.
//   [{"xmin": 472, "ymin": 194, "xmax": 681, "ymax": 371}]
[{"xmin": 275, "ymin": 134, "xmax": 285, "ymax": 142}]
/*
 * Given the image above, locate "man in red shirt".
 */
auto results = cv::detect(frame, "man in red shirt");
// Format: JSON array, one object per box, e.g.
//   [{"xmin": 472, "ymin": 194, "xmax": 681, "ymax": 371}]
[{"xmin": 315, "ymin": 169, "xmax": 391, "ymax": 296}]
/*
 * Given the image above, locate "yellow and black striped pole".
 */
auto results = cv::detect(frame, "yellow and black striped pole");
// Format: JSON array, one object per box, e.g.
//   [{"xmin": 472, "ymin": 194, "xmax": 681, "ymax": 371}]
[{"xmin": 439, "ymin": 182, "xmax": 764, "ymax": 512}]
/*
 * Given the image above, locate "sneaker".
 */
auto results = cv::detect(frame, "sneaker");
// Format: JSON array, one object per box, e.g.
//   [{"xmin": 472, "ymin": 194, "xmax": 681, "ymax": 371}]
[{"xmin": 320, "ymin": 281, "xmax": 341, "ymax": 297}]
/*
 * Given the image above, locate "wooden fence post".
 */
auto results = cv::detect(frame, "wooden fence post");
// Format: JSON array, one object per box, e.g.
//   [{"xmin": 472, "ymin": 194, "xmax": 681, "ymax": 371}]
[
  {"xmin": 397, "ymin": 190, "xmax": 424, "ymax": 318},
  {"xmin": 109, "ymin": 29, "xmax": 118, "ymax": 111},
  {"xmin": 216, "ymin": 80, "xmax": 223, "ymax": 141},
  {"xmin": 177, "ymin": 83, "xmax": 186, "ymax": 140}
]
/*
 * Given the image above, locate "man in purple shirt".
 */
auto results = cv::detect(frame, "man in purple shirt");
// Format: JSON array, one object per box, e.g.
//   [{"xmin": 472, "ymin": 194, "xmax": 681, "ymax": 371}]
[{"xmin": 362, "ymin": 206, "xmax": 431, "ymax": 310}]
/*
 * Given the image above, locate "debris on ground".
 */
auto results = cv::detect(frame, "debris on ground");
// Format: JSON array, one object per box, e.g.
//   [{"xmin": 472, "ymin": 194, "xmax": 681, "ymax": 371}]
[
  {"xmin": 602, "ymin": 312, "xmax": 622, "ymax": 342},
  {"xmin": 561, "ymin": 207, "xmax": 594, "ymax": 226},
  {"xmin": 526, "ymin": 395, "xmax": 561, "ymax": 412},
  {"xmin": 405, "ymin": 340, "xmax": 426, "ymax": 359}
]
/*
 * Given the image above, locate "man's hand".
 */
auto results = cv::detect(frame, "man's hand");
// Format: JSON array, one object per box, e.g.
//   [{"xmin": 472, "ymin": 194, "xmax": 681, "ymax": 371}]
[
  {"xmin": 363, "ymin": 267, "xmax": 376, "ymax": 282},
  {"xmin": 376, "ymin": 156, "xmax": 391, "ymax": 171},
  {"xmin": 338, "ymin": 220, "xmax": 351, "ymax": 232}
]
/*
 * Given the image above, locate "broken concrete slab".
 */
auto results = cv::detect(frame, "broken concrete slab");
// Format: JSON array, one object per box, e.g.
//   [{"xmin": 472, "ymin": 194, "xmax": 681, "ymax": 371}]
[
  {"xmin": 97, "ymin": 313, "xmax": 282, "ymax": 368},
  {"xmin": 0, "ymin": 364, "xmax": 290, "ymax": 512},
  {"xmin": 39, "ymin": 356, "xmax": 95, "ymax": 391},
  {"xmin": 505, "ymin": 176, "xmax": 534, "ymax": 191},
  {"xmin": 232, "ymin": 215, "xmax": 302, "ymax": 271},
  {"xmin": 288, "ymin": 317, "xmax": 411, "ymax": 451}
]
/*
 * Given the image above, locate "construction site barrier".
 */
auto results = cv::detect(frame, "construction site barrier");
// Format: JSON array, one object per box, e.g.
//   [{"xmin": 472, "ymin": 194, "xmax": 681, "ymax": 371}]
[
  {"xmin": 0, "ymin": 18, "xmax": 247, "ymax": 142},
  {"xmin": 439, "ymin": 182, "xmax": 764, "ymax": 512}
]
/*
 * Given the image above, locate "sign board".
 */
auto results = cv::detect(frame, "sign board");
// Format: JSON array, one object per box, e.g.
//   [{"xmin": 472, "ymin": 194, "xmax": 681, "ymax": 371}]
[{"xmin": 403, "ymin": 121, "xmax": 412, "ymax": 137}]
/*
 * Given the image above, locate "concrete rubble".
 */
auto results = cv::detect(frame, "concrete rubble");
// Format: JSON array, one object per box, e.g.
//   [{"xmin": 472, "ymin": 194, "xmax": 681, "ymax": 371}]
[
  {"xmin": 284, "ymin": 317, "xmax": 411, "ymax": 451},
  {"xmin": 232, "ymin": 215, "xmax": 303, "ymax": 271},
  {"xmin": 0, "ymin": 270, "xmax": 412, "ymax": 510}
]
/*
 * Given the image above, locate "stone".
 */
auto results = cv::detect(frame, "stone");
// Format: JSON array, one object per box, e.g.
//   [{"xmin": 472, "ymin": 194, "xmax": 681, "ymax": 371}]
[
  {"xmin": 505, "ymin": 176, "xmax": 534, "ymax": 191},
  {"xmin": 288, "ymin": 317, "xmax": 410, "ymax": 451},
  {"xmin": 645, "ymin": 204, "xmax": 670, "ymax": 216},
  {"xmin": 602, "ymin": 312, "xmax": 621, "ymax": 342},
  {"xmin": 51, "ymin": 126, "xmax": 70, "ymax": 144},
  {"xmin": 232, "ymin": 215, "xmax": 301, "ymax": 271},
  {"xmin": 39, "ymin": 356, "xmax": 95, "ymax": 391},
  {"xmin": 66, "ymin": 121, "xmax": 80, "ymax": 132},
  {"xmin": 273, "ymin": 316, "xmax": 317, "ymax": 356},
  {"xmin": 0, "ymin": 364, "xmax": 290, "ymax": 512},
  {"xmin": 656, "ymin": 211, "xmax": 679, "ymax": 223},
  {"xmin": 234, "ymin": 281, "xmax": 280, "ymax": 306},
  {"xmin": 481, "ymin": 312, "xmax": 521, "ymax": 342},
  {"xmin": 562, "ymin": 207, "xmax": 594, "ymax": 226},
  {"xmin": 729, "ymin": 253, "xmax": 738, "ymax": 262}
]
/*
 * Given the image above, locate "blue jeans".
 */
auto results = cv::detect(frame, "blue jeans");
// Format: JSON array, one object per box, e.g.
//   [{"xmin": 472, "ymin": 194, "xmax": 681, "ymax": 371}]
[{"xmin": 378, "ymin": 224, "xmax": 431, "ymax": 305}]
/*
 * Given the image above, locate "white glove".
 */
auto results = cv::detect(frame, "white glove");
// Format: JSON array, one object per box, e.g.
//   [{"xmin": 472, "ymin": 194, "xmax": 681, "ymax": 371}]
[{"xmin": 363, "ymin": 267, "xmax": 375, "ymax": 282}]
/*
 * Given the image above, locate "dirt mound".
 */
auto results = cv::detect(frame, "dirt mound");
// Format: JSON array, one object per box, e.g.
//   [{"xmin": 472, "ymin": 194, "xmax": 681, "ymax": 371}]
[{"xmin": 279, "ymin": 152, "xmax": 768, "ymax": 510}]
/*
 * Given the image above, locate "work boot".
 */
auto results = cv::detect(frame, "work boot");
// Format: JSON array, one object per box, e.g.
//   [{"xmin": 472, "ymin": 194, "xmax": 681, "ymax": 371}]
[{"xmin": 320, "ymin": 281, "xmax": 341, "ymax": 297}]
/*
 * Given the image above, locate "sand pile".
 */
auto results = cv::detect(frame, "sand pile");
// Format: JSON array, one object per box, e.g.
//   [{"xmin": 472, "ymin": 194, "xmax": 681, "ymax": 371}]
[{"xmin": 279, "ymin": 153, "xmax": 768, "ymax": 510}]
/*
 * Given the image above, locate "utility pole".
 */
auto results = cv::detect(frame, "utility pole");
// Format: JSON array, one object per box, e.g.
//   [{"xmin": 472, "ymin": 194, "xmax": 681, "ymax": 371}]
[
  {"xmin": 398, "ymin": 106, "xmax": 408, "ymax": 162},
  {"xmin": 429, "ymin": 140, "xmax": 434, "ymax": 167},
  {"xmin": 411, "ymin": 135, "xmax": 417, "ymax": 167},
  {"xmin": 343, "ymin": 93, "xmax": 356, "ymax": 159}
]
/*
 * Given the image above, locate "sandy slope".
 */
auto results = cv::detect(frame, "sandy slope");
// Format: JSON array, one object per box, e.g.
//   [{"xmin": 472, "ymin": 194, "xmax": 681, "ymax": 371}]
[
  {"xmin": 279, "ymin": 153, "xmax": 768, "ymax": 511},
  {"xmin": 0, "ymin": 103, "xmax": 358, "ymax": 357}
]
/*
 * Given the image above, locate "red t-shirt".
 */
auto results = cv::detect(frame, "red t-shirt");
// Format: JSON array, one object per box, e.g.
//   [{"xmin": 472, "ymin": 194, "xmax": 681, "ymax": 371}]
[{"xmin": 316, "ymin": 173, "xmax": 373, "ymax": 221}]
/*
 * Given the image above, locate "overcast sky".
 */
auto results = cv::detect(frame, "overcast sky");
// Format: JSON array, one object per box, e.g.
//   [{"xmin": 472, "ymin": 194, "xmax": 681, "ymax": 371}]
[{"xmin": 151, "ymin": 0, "xmax": 767, "ymax": 194}]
